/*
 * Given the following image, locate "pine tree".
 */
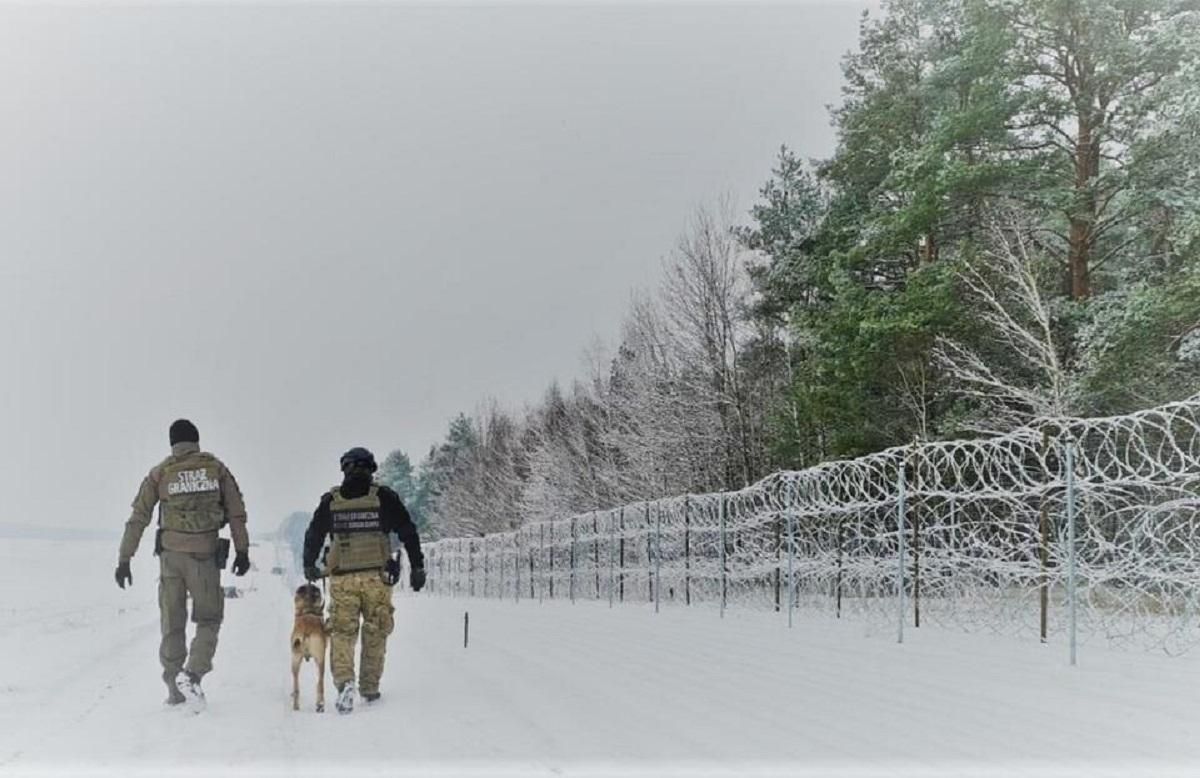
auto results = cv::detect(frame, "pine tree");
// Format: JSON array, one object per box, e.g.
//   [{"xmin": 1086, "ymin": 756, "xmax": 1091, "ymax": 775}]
[
  {"xmin": 977, "ymin": 0, "xmax": 1200, "ymax": 298},
  {"xmin": 377, "ymin": 449, "xmax": 429, "ymax": 535}
]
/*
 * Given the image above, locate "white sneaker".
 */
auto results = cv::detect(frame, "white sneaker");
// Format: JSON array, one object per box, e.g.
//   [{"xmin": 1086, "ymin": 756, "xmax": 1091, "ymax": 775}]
[
  {"xmin": 175, "ymin": 671, "xmax": 207, "ymax": 715},
  {"xmin": 335, "ymin": 681, "xmax": 356, "ymax": 715}
]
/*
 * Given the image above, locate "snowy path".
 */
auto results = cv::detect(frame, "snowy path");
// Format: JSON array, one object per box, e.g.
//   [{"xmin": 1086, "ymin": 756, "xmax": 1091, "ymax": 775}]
[{"xmin": 1, "ymin": 539, "xmax": 1199, "ymax": 777}]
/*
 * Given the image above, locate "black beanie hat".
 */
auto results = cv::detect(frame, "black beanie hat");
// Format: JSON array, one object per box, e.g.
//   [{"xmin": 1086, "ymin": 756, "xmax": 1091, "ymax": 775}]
[{"xmin": 169, "ymin": 419, "xmax": 200, "ymax": 446}]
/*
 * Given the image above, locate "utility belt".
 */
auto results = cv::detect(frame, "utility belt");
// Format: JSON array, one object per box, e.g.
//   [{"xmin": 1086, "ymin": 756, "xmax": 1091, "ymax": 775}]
[
  {"xmin": 154, "ymin": 528, "xmax": 230, "ymax": 570},
  {"xmin": 321, "ymin": 546, "xmax": 391, "ymax": 583},
  {"xmin": 328, "ymin": 566, "xmax": 396, "ymax": 588},
  {"xmin": 328, "ymin": 564, "xmax": 383, "ymax": 577}
]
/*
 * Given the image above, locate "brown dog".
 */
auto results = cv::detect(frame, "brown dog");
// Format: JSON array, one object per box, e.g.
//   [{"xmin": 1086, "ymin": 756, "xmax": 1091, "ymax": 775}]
[{"xmin": 291, "ymin": 583, "xmax": 328, "ymax": 712}]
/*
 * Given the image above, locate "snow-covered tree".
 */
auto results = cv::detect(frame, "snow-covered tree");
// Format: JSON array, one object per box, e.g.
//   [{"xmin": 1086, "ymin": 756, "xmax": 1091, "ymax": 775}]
[{"xmin": 935, "ymin": 211, "xmax": 1077, "ymax": 433}]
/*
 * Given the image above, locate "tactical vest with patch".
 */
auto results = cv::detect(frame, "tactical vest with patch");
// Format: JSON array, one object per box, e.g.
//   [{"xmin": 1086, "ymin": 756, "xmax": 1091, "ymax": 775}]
[
  {"xmin": 159, "ymin": 451, "xmax": 224, "ymax": 535},
  {"xmin": 327, "ymin": 485, "xmax": 390, "ymax": 574}
]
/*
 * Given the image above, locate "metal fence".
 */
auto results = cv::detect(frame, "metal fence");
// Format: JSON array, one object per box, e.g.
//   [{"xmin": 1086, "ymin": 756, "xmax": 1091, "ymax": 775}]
[{"xmin": 424, "ymin": 396, "xmax": 1200, "ymax": 655}]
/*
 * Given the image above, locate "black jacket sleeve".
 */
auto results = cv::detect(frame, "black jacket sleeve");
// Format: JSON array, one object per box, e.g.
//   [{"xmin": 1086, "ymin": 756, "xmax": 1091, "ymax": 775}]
[
  {"xmin": 379, "ymin": 486, "xmax": 424, "ymax": 569},
  {"xmin": 302, "ymin": 494, "xmax": 333, "ymax": 568}
]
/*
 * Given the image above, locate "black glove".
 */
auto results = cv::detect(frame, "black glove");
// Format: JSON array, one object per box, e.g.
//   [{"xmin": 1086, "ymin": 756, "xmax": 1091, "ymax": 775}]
[
  {"xmin": 304, "ymin": 565, "xmax": 321, "ymax": 582},
  {"xmin": 115, "ymin": 561, "xmax": 132, "ymax": 589},
  {"xmin": 232, "ymin": 551, "xmax": 250, "ymax": 577},
  {"xmin": 384, "ymin": 557, "xmax": 402, "ymax": 586},
  {"xmin": 410, "ymin": 566, "xmax": 426, "ymax": 592}
]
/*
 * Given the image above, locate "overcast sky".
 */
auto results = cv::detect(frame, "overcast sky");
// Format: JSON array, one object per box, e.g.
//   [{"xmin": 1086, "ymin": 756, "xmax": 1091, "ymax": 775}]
[{"xmin": 0, "ymin": 2, "xmax": 866, "ymax": 537}]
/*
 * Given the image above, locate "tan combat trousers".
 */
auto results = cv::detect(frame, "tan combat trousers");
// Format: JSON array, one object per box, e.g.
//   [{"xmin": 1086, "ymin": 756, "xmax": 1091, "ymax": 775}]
[
  {"xmin": 328, "ymin": 571, "xmax": 394, "ymax": 695},
  {"xmin": 159, "ymin": 550, "xmax": 224, "ymax": 688}
]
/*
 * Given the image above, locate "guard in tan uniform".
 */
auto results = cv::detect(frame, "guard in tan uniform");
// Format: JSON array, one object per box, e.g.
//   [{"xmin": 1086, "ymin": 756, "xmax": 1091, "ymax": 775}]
[
  {"xmin": 115, "ymin": 419, "xmax": 250, "ymax": 710},
  {"xmin": 302, "ymin": 447, "xmax": 424, "ymax": 714}
]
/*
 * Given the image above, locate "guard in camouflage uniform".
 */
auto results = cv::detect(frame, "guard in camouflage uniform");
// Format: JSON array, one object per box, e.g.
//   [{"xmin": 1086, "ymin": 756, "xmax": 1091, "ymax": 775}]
[
  {"xmin": 302, "ymin": 446, "xmax": 425, "ymax": 714},
  {"xmin": 115, "ymin": 419, "xmax": 251, "ymax": 710}
]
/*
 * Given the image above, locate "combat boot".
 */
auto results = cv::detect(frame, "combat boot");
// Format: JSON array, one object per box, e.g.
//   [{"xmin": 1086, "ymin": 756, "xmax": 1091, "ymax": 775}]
[
  {"xmin": 164, "ymin": 672, "xmax": 186, "ymax": 707},
  {"xmin": 335, "ymin": 680, "xmax": 356, "ymax": 715},
  {"xmin": 175, "ymin": 671, "xmax": 207, "ymax": 714}
]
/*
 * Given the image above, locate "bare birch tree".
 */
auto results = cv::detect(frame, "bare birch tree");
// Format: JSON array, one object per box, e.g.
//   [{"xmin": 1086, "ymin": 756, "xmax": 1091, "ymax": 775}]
[
  {"xmin": 660, "ymin": 199, "xmax": 766, "ymax": 488},
  {"xmin": 935, "ymin": 211, "xmax": 1077, "ymax": 433}
]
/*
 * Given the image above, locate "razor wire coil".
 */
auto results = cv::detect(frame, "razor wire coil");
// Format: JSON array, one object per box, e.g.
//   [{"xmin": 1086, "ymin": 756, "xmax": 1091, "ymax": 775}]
[{"xmin": 424, "ymin": 396, "xmax": 1200, "ymax": 653}]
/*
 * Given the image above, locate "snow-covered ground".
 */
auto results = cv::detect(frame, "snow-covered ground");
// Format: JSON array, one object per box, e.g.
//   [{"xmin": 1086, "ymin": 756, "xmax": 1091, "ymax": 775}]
[{"xmin": 1, "ymin": 538, "xmax": 1198, "ymax": 777}]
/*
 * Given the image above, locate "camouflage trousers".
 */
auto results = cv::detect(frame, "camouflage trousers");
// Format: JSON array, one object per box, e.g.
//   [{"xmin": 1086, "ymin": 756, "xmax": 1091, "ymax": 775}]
[
  {"xmin": 159, "ymin": 550, "xmax": 224, "ymax": 688},
  {"xmin": 328, "ymin": 570, "xmax": 395, "ymax": 695}
]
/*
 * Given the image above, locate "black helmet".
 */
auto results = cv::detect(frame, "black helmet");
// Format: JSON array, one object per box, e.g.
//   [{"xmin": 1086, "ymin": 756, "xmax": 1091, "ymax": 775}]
[{"xmin": 339, "ymin": 447, "xmax": 377, "ymax": 473}]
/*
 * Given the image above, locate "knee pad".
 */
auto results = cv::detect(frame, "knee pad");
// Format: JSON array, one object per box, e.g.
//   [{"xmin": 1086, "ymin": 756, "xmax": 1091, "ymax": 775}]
[
  {"xmin": 362, "ymin": 602, "xmax": 395, "ymax": 637},
  {"xmin": 190, "ymin": 587, "xmax": 224, "ymax": 625},
  {"xmin": 329, "ymin": 606, "xmax": 360, "ymax": 636}
]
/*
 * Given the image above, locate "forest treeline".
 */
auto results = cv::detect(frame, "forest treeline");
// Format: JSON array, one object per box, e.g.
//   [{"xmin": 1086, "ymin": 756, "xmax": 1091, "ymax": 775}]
[{"xmin": 375, "ymin": 0, "xmax": 1200, "ymax": 540}]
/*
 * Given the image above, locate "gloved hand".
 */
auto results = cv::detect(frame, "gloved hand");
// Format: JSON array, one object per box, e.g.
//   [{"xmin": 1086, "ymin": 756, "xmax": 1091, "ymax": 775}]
[
  {"xmin": 115, "ymin": 561, "xmax": 132, "ymax": 589},
  {"xmin": 410, "ymin": 566, "xmax": 426, "ymax": 592},
  {"xmin": 232, "ymin": 551, "xmax": 250, "ymax": 576},
  {"xmin": 304, "ymin": 565, "xmax": 321, "ymax": 582},
  {"xmin": 384, "ymin": 557, "xmax": 402, "ymax": 586}
]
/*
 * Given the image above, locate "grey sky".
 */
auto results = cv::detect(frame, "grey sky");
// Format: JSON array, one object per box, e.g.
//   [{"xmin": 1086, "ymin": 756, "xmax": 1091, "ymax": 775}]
[{"xmin": 0, "ymin": 3, "xmax": 865, "ymax": 535}]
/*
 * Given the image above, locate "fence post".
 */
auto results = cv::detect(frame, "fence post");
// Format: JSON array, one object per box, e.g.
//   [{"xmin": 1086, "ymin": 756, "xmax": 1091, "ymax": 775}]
[
  {"xmin": 548, "ymin": 522, "xmax": 554, "ymax": 601},
  {"xmin": 1066, "ymin": 438, "xmax": 1078, "ymax": 666},
  {"xmin": 645, "ymin": 502, "xmax": 652, "ymax": 602},
  {"xmin": 1039, "ymin": 501, "xmax": 1050, "ymax": 643},
  {"xmin": 608, "ymin": 511, "xmax": 615, "ymax": 608},
  {"xmin": 836, "ymin": 519, "xmax": 844, "ymax": 619},
  {"xmin": 654, "ymin": 504, "xmax": 662, "ymax": 614},
  {"xmin": 897, "ymin": 459, "xmax": 907, "ymax": 645},
  {"xmin": 619, "ymin": 507, "xmax": 625, "ymax": 603},
  {"xmin": 484, "ymin": 538, "xmax": 490, "ymax": 599},
  {"xmin": 913, "ymin": 451, "xmax": 921, "ymax": 630},
  {"xmin": 593, "ymin": 512, "xmax": 600, "ymax": 599},
  {"xmin": 570, "ymin": 516, "xmax": 577, "ymax": 604},
  {"xmin": 684, "ymin": 496, "xmax": 691, "ymax": 606},
  {"xmin": 720, "ymin": 494, "xmax": 728, "ymax": 618},
  {"xmin": 530, "ymin": 531, "xmax": 536, "ymax": 602},
  {"xmin": 515, "ymin": 532, "xmax": 520, "ymax": 605},
  {"xmin": 774, "ymin": 512, "xmax": 782, "ymax": 612},
  {"xmin": 787, "ymin": 499, "xmax": 796, "ymax": 629}
]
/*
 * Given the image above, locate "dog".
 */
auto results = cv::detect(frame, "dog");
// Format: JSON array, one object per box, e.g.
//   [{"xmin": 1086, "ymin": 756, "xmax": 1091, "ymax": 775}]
[{"xmin": 291, "ymin": 583, "xmax": 328, "ymax": 712}]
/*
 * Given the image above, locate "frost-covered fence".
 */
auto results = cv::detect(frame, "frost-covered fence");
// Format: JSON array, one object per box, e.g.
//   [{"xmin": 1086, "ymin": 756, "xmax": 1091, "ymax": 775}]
[{"xmin": 424, "ymin": 396, "xmax": 1200, "ymax": 653}]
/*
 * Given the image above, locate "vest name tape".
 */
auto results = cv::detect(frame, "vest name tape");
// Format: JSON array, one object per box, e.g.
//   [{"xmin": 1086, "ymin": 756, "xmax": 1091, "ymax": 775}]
[
  {"xmin": 168, "ymin": 469, "xmax": 219, "ymax": 495},
  {"xmin": 332, "ymin": 510, "xmax": 382, "ymax": 533}
]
